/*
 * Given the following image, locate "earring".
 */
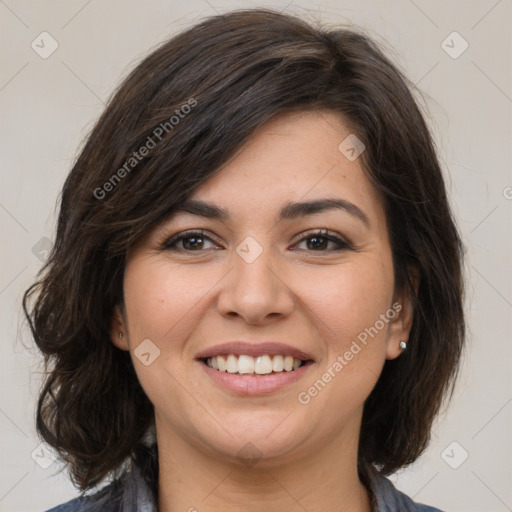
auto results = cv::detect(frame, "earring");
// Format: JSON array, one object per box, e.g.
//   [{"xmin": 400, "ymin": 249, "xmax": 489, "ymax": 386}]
[
  {"xmin": 399, "ymin": 340, "xmax": 407, "ymax": 350},
  {"xmin": 119, "ymin": 332, "xmax": 123, "ymax": 338}
]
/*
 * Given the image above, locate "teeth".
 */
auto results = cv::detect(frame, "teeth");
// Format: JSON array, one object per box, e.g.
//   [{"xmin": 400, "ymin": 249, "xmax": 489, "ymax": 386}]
[
  {"xmin": 272, "ymin": 355, "xmax": 284, "ymax": 372},
  {"xmin": 238, "ymin": 355, "xmax": 254, "ymax": 374},
  {"xmin": 226, "ymin": 354, "xmax": 238, "ymax": 373},
  {"xmin": 217, "ymin": 355, "xmax": 226, "ymax": 372},
  {"xmin": 206, "ymin": 354, "xmax": 305, "ymax": 375}
]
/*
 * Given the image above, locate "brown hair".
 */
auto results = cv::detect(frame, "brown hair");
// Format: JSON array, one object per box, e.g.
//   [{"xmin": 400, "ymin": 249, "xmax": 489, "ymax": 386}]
[{"xmin": 23, "ymin": 8, "xmax": 465, "ymax": 492}]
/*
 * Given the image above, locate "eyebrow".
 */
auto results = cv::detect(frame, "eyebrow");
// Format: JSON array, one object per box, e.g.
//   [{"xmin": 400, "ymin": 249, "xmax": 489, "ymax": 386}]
[{"xmin": 172, "ymin": 198, "xmax": 371, "ymax": 228}]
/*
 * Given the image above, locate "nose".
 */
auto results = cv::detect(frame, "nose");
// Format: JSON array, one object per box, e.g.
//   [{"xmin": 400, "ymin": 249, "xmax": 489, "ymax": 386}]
[{"xmin": 216, "ymin": 242, "xmax": 295, "ymax": 325}]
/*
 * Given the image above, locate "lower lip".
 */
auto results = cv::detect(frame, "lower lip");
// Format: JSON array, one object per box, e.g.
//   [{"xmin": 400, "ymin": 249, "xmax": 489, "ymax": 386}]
[{"xmin": 198, "ymin": 360, "xmax": 315, "ymax": 396}]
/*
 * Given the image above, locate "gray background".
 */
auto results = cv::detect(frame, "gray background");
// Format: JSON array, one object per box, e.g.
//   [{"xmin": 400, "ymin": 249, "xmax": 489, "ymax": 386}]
[{"xmin": 1, "ymin": 1, "xmax": 511, "ymax": 511}]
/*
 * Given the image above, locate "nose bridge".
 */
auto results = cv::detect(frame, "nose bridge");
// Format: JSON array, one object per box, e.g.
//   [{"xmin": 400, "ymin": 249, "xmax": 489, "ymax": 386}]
[{"xmin": 216, "ymin": 234, "xmax": 294, "ymax": 323}]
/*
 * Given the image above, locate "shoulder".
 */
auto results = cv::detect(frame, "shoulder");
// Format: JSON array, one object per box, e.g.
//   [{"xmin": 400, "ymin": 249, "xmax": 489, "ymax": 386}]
[
  {"xmin": 42, "ymin": 462, "xmax": 156, "ymax": 512},
  {"xmin": 369, "ymin": 470, "xmax": 445, "ymax": 512},
  {"xmin": 43, "ymin": 480, "xmax": 123, "ymax": 512}
]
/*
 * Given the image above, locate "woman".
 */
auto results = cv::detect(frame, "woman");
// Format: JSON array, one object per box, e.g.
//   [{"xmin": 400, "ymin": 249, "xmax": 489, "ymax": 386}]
[{"xmin": 24, "ymin": 8, "xmax": 465, "ymax": 512}]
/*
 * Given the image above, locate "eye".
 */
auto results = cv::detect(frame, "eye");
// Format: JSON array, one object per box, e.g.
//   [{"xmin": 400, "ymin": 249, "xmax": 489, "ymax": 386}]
[
  {"xmin": 161, "ymin": 230, "xmax": 220, "ymax": 251},
  {"xmin": 292, "ymin": 229, "xmax": 352, "ymax": 251},
  {"xmin": 161, "ymin": 228, "xmax": 353, "ymax": 253}
]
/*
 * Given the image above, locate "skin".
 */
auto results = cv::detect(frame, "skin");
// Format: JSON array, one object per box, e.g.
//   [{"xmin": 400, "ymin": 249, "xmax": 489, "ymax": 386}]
[{"xmin": 111, "ymin": 110, "xmax": 415, "ymax": 512}]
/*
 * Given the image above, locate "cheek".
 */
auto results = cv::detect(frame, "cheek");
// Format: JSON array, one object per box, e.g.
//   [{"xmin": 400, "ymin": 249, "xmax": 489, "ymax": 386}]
[
  {"xmin": 122, "ymin": 256, "xmax": 213, "ymax": 342},
  {"xmin": 296, "ymin": 257, "xmax": 394, "ymax": 424},
  {"xmin": 121, "ymin": 258, "xmax": 190, "ymax": 371},
  {"xmin": 304, "ymin": 268, "xmax": 392, "ymax": 425},
  {"xmin": 302, "ymin": 255, "xmax": 394, "ymax": 353},
  {"xmin": 121, "ymin": 257, "xmax": 206, "ymax": 413}
]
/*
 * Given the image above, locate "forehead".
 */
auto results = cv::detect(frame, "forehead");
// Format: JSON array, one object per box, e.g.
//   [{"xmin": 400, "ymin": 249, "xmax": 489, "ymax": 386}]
[{"xmin": 184, "ymin": 110, "xmax": 385, "ymax": 228}]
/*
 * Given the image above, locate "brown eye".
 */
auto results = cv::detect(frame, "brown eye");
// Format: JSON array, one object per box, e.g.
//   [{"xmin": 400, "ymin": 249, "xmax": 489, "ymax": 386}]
[
  {"xmin": 162, "ymin": 230, "xmax": 219, "ymax": 251},
  {"xmin": 292, "ymin": 230, "xmax": 352, "ymax": 251}
]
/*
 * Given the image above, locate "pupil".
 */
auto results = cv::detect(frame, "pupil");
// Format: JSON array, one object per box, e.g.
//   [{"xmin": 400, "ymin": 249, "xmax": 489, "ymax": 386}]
[
  {"xmin": 308, "ymin": 236, "xmax": 327, "ymax": 250},
  {"xmin": 184, "ymin": 236, "xmax": 202, "ymax": 250}
]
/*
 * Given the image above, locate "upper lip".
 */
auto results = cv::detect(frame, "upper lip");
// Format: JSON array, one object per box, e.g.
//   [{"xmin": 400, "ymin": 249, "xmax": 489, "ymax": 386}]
[{"xmin": 195, "ymin": 341, "xmax": 315, "ymax": 361}]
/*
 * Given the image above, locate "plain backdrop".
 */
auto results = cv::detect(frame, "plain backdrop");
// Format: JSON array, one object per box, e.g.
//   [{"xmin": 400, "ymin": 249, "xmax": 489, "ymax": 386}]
[{"xmin": 1, "ymin": 1, "xmax": 511, "ymax": 511}]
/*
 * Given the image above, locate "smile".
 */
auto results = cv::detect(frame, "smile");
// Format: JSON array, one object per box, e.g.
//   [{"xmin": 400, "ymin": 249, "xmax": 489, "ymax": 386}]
[
  {"xmin": 199, "ymin": 356, "xmax": 315, "ymax": 396},
  {"xmin": 204, "ymin": 354, "xmax": 306, "ymax": 376}
]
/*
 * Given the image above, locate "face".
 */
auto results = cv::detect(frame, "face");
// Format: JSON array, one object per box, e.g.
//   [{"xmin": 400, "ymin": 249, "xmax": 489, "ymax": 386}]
[{"xmin": 111, "ymin": 110, "xmax": 414, "ymax": 467}]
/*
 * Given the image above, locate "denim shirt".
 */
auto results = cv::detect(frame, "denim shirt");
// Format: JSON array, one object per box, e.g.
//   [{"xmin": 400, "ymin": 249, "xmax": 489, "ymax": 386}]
[{"xmin": 45, "ymin": 463, "xmax": 444, "ymax": 512}]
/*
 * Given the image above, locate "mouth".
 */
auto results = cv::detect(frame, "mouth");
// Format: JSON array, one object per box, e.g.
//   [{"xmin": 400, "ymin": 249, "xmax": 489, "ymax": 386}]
[
  {"xmin": 195, "ymin": 342, "xmax": 316, "ymax": 395},
  {"xmin": 201, "ymin": 354, "xmax": 313, "ymax": 377},
  {"xmin": 198, "ymin": 355, "xmax": 315, "ymax": 396}
]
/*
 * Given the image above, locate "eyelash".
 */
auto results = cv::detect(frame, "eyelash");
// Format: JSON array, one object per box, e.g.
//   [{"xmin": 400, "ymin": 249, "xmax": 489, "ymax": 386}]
[{"xmin": 160, "ymin": 229, "xmax": 353, "ymax": 253}]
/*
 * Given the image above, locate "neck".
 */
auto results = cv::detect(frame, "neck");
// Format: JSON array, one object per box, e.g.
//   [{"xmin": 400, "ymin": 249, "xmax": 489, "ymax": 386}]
[{"xmin": 155, "ymin": 414, "xmax": 372, "ymax": 512}]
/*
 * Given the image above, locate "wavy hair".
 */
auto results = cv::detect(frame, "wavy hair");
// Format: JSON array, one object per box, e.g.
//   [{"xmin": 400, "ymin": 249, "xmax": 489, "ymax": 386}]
[{"xmin": 23, "ymin": 8, "xmax": 465, "ymax": 492}]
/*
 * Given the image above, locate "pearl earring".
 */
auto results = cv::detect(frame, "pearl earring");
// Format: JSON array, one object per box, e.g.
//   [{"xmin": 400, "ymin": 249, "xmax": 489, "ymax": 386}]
[{"xmin": 399, "ymin": 340, "xmax": 407, "ymax": 350}]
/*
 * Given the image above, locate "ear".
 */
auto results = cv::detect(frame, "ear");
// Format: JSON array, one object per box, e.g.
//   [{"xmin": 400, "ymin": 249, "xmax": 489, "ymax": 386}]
[
  {"xmin": 110, "ymin": 304, "xmax": 130, "ymax": 351},
  {"xmin": 386, "ymin": 268, "xmax": 420, "ymax": 360}
]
